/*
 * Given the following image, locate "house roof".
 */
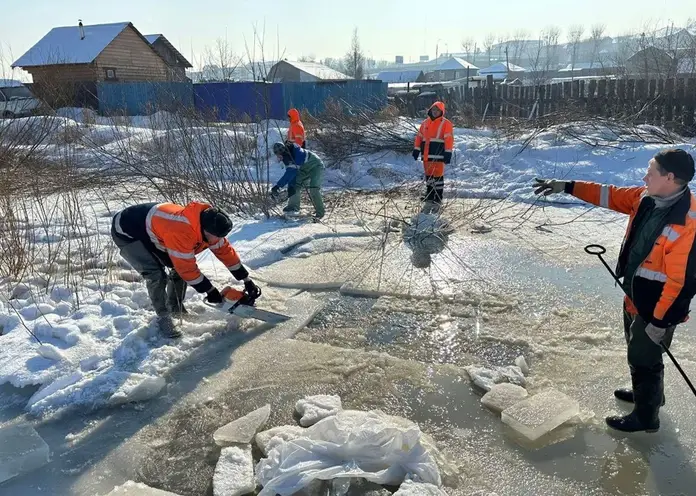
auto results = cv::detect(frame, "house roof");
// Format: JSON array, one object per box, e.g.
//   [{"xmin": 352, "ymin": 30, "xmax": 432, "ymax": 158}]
[
  {"xmin": 12, "ymin": 22, "xmax": 136, "ymax": 67},
  {"xmin": 144, "ymin": 33, "xmax": 193, "ymax": 68},
  {"xmin": 479, "ymin": 62, "xmax": 526, "ymax": 74},
  {"xmin": 376, "ymin": 70, "xmax": 423, "ymax": 83},
  {"xmin": 0, "ymin": 79, "xmax": 24, "ymax": 88},
  {"xmin": 438, "ymin": 57, "xmax": 478, "ymax": 71},
  {"xmin": 280, "ymin": 61, "xmax": 350, "ymax": 80},
  {"xmin": 559, "ymin": 62, "xmax": 604, "ymax": 71}
]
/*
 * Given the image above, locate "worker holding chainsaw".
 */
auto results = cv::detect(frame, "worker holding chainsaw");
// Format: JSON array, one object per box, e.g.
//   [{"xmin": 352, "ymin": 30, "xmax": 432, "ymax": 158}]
[
  {"xmin": 534, "ymin": 148, "xmax": 696, "ymax": 433},
  {"xmin": 270, "ymin": 141, "xmax": 325, "ymax": 220},
  {"xmin": 111, "ymin": 201, "xmax": 261, "ymax": 338}
]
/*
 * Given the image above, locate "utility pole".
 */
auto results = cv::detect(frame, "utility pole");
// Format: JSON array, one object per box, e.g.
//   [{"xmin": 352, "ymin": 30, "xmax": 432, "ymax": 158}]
[{"xmin": 505, "ymin": 45, "xmax": 510, "ymax": 80}]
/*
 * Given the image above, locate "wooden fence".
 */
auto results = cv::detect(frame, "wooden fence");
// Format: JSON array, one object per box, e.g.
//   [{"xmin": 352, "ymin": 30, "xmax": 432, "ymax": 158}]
[{"xmin": 447, "ymin": 75, "xmax": 696, "ymax": 135}]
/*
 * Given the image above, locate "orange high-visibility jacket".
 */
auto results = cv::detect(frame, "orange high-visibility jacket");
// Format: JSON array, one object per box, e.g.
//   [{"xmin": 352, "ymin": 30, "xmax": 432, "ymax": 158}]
[
  {"xmin": 413, "ymin": 101, "xmax": 454, "ymax": 177},
  {"xmin": 287, "ymin": 108, "xmax": 306, "ymax": 147},
  {"xmin": 115, "ymin": 202, "xmax": 247, "ymax": 299},
  {"xmin": 569, "ymin": 181, "xmax": 696, "ymax": 327}
]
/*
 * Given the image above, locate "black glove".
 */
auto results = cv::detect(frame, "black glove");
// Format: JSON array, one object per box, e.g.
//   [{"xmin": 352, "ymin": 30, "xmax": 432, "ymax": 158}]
[
  {"xmin": 244, "ymin": 279, "xmax": 262, "ymax": 300},
  {"xmin": 270, "ymin": 185, "xmax": 280, "ymax": 197},
  {"xmin": 443, "ymin": 151, "xmax": 452, "ymax": 164},
  {"xmin": 412, "ymin": 149, "xmax": 420, "ymax": 160},
  {"xmin": 206, "ymin": 288, "xmax": 223, "ymax": 304}
]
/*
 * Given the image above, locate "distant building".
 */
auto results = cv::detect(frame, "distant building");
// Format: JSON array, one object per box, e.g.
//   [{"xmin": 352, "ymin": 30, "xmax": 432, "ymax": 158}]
[
  {"xmin": 376, "ymin": 70, "xmax": 426, "ymax": 83},
  {"xmin": 428, "ymin": 57, "xmax": 479, "ymax": 81},
  {"xmin": 267, "ymin": 60, "xmax": 351, "ymax": 82},
  {"xmin": 395, "ymin": 55, "xmax": 404, "ymax": 64},
  {"xmin": 144, "ymin": 34, "xmax": 192, "ymax": 81},
  {"xmin": 479, "ymin": 62, "xmax": 526, "ymax": 81},
  {"xmin": 626, "ymin": 47, "xmax": 676, "ymax": 77}
]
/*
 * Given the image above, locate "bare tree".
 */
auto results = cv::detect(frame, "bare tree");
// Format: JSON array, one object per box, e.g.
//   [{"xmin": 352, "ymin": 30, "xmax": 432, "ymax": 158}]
[
  {"xmin": 526, "ymin": 26, "xmax": 562, "ymax": 85},
  {"xmin": 298, "ymin": 54, "xmax": 316, "ymax": 63},
  {"xmin": 567, "ymin": 25, "xmax": 585, "ymax": 81},
  {"xmin": 343, "ymin": 28, "xmax": 365, "ymax": 80},
  {"xmin": 461, "ymin": 37, "xmax": 475, "ymax": 58},
  {"xmin": 510, "ymin": 29, "xmax": 530, "ymax": 66},
  {"xmin": 203, "ymin": 38, "xmax": 242, "ymax": 81},
  {"xmin": 483, "ymin": 33, "xmax": 496, "ymax": 65},
  {"xmin": 589, "ymin": 24, "xmax": 607, "ymax": 71}
]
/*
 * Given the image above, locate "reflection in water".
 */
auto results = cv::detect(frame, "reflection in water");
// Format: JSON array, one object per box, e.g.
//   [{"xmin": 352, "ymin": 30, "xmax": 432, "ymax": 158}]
[{"xmin": 402, "ymin": 211, "xmax": 454, "ymax": 269}]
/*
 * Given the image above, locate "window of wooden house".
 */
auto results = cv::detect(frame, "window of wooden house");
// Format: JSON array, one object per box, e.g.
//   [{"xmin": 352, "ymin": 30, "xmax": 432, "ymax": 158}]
[{"xmin": 105, "ymin": 68, "xmax": 117, "ymax": 80}]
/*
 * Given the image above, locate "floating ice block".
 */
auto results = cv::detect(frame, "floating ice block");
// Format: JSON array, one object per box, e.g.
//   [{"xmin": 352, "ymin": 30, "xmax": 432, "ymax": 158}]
[
  {"xmin": 500, "ymin": 388, "xmax": 579, "ymax": 441},
  {"xmin": 0, "ymin": 424, "xmax": 50, "ymax": 484}
]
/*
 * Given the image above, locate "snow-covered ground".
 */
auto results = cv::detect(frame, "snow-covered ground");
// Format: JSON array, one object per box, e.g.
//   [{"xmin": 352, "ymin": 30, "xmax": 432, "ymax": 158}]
[{"xmin": 2, "ymin": 113, "xmax": 696, "ymax": 495}]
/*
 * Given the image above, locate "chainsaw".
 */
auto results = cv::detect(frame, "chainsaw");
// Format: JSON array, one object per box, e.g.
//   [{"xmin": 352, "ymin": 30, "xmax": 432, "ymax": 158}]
[{"xmin": 204, "ymin": 286, "xmax": 291, "ymax": 324}]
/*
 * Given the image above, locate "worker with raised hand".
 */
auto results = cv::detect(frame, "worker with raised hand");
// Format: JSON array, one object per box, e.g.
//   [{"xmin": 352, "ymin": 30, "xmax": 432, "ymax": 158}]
[
  {"xmin": 412, "ymin": 101, "xmax": 454, "ymax": 209},
  {"xmin": 111, "ymin": 202, "xmax": 261, "ymax": 338},
  {"xmin": 287, "ymin": 108, "xmax": 306, "ymax": 148},
  {"xmin": 534, "ymin": 148, "xmax": 696, "ymax": 433},
  {"xmin": 270, "ymin": 141, "xmax": 325, "ymax": 220}
]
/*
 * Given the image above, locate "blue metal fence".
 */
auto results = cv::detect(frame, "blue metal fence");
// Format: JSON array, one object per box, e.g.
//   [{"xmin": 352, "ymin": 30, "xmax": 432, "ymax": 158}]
[
  {"xmin": 96, "ymin": 80, "xmax": 388, "ymax": 120},
  {"xmin": 97, "ymin": 81, "xmax": 193, "ymax": 115},
  {"xmin": 193, "ymin": 82, "xmax": 285, "ymax": 121},
  {"xmin": 282, "ymin": 80, "xmax": 388, "ymax": 115}
]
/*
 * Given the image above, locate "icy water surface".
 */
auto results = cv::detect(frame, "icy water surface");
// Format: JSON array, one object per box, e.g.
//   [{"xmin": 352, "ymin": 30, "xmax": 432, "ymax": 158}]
[{"xmin": 4, "ymin": 203, "xmax": 696, "ymax": 495}]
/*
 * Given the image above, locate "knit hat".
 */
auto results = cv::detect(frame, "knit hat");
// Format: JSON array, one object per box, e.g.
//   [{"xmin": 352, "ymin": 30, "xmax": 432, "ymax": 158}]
[
  {"xmin": 654, "ymin": 149, "xmax": 695, "ymax": 183},
  {"xmin": 200, "ymin": 208, "xmax": 233, "ymax": 237}
]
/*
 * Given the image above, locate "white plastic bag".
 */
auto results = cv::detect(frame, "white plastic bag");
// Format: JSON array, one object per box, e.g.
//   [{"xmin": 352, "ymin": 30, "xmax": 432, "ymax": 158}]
[{"xmin": 256, "ymin": 410, "xmax": 441, "ymax": 495}]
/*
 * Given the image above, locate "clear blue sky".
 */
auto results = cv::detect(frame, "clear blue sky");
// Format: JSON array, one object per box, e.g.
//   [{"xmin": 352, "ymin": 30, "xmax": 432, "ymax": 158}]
[{"xmin": 1, "ymin": 0, "xmax": 693, "ymax": 76}]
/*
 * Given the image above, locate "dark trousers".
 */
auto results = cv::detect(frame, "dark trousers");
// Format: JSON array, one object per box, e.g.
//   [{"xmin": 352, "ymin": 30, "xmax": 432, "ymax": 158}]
[
  {"xmin": 424, "ymin": 175, "xmax": 444, "ymax": 204},
  {"xmin": 623, "ymin": 308, "xmax": 675, "ymax": 421},
  {"xmin": 111, "ymin": 223, "xmax": 186, "ymax": 316}
]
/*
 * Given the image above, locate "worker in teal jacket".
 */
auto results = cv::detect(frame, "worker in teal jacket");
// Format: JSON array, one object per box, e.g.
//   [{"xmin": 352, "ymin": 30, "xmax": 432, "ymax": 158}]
[{"xmin": 270, "ymin": 141, "xmax": 325, "ymax": 219}]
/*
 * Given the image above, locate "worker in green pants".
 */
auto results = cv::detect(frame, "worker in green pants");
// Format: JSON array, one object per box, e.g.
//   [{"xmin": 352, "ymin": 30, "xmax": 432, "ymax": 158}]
[{"xmin": 270, "ymin": 141, "xmax": 325, "ymax": 219}]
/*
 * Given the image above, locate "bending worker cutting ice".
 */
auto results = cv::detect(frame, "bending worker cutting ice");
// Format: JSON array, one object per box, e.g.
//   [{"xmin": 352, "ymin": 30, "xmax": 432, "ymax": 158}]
[
  {"xmin": 534, "ymin": 148, "xmax": 696, "ymax": 433},
  {"xmin": 111, "ymin": 202, "xmax": 261, "ymax": 338}
]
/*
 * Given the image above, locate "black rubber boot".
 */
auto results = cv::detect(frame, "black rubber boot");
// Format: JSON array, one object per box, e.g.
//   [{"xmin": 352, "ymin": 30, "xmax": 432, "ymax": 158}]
[
  {"xmin": 613, "ymin": 388, "xmax": 665, "ymax": 406},
  {"xmin": 605, "ymin": 411, "xmax": 660, "ymax": 433},
  {"xmin": 607, "ymin": 373, "xmax": 661, "ymax": 433}
]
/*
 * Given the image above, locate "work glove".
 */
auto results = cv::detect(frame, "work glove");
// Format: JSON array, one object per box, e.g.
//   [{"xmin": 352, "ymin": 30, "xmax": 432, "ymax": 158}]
[
  {"xmin": 443, "ymin": 151, "xmax": 452, "ymax": 164},
  {"xmin": 244, "ymin": 279, "xmax": 262, "ymax": 300},
  {"xmin": 412, "ymin": 149, "xmax": 420, "ymax": 160},
  {"xmin": 236, "ymin": 292, "xmax": 257, "ymax": 307},
  {"xmin": 270, "ymin": 185, "xmax": 280, "ymax": 198},
  {"xmin": 533, "ymin": 178, "xmax": 567, "ymax": 196},
  {"xmin": 206, "ymin": 287, "xmax": 223, "ymax": 304},
  {"xmin": 645, "ymin": 323, "xmax": 666, "ymax": 346}
]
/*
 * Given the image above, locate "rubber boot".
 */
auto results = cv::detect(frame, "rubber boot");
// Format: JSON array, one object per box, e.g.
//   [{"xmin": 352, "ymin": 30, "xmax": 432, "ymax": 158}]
[
  {"xmin": 606, "ymin": 373, "xmax": 661, "ymax": 433},
  {"xmin": 613, "ymin": 388, "xmax": 665, "ymax": 406},
  {"xmin": 166, "ymin": 271, "xmax": 187, "ymax": 315},
  {"xmin": 157, "ymin": 314, "xmax": 182, "ymax": 339}
]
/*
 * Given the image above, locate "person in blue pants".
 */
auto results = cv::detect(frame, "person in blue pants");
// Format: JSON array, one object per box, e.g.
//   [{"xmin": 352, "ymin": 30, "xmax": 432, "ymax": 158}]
[{"xmin": 270, "ymin": 141, "xmax": 325, "ymax": 219}]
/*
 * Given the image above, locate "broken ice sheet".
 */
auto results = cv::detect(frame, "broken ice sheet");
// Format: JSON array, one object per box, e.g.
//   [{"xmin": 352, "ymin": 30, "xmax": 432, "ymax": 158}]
[
  {"xmin": 255, "ymin": 425, "xmax": 306, "ymax": 455},
  {"xmin": 213, "ymin": 404, "xmax": 271, "ymax": 446},
  {"xmin": 105, "ymin": 480, "xmax": 182, "ymax": 495},
  {"xmin": 295, "ymin": 394, "xmax": 342, "ymax": 427},
  {"xmin": 214, "ymin": 445, "xmax": 255, "ymax": 496},
  {"xmin": 501, "ymin": 388, "xmax": 580, "ymax": 442},
  {"xmin": 481, "ymin": 383, "xmax": 528, "ymax": 414},
  {"xmin": 0, "ymin": 424, "xmax": 50, "ymax": 484}
]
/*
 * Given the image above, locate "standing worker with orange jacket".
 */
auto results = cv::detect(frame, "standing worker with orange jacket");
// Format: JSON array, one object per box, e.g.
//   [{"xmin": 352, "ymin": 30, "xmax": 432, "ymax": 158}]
[
  {"xmin": 111, "ymin": 202, "xmax": 261, "ymax": 338},
  {"xmin": 534, "ymin": 149, "xmax": 696, "ymax": 433},
  {"xmin": 412, "ymin": 101, "xmax": 454, "ymax": 208},
  {"xmin": 287, "ymin": 108, "xmax": 306, "ymax": 148}
]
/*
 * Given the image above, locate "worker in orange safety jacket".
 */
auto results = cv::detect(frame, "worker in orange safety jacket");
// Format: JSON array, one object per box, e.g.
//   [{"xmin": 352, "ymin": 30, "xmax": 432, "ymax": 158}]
[
  {"xmin": 412, "ymin": 101, "xmax": 454, "ymax": 209},
  {"xmin": 287, "ymin": 108, "xmax": 306, "ymax": 148},
  {"xmin": 111, "ymin": 202, "xmax": 261, "ymax": 338},
  {"xmin": 534, "ymin": 148, "xmax": 696, "ymax": 434}
]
